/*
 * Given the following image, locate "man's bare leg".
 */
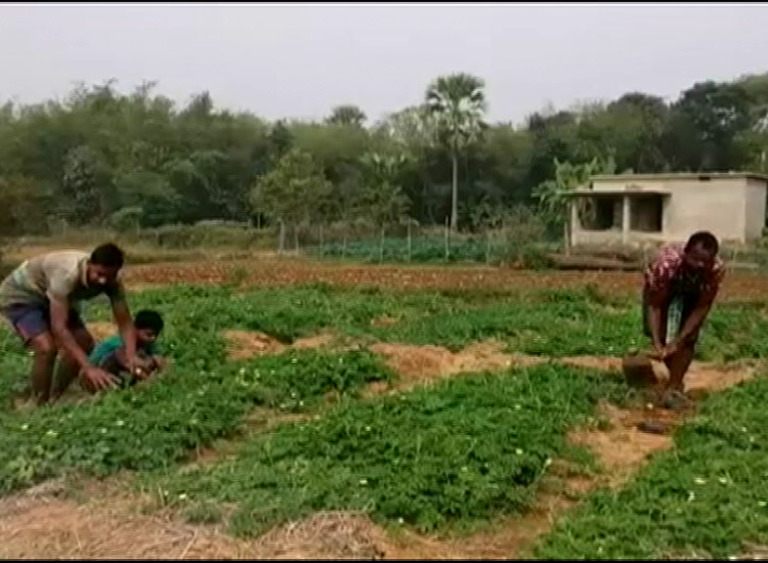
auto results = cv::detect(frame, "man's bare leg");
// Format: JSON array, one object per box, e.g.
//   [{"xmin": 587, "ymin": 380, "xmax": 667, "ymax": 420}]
[
  {"xmin": 28, "ymin": 332, "xmax": 58, "ymax": 405},
  {"xmin": 50, "ymin": 328, "xmax": 94, "ymax": 402},
  {"xmin": 657, "ymin": 342, "xmax": 696, "ymax": 410},
  {"xmin": 665, "ymin": 343, "xmax": 695, "ymax": 392}
]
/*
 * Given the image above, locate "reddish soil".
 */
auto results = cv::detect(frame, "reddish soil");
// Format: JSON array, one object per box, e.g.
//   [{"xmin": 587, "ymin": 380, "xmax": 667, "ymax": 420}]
[{"xmin": 124, "ymin": 257, "xmax": 768, "ymax": 301}]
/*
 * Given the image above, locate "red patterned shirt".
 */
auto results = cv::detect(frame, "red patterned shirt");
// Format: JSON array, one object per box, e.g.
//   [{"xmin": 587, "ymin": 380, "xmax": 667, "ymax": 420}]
[{"xmin": 644, "ymin": 242, "xmax": 725, "ymax": 297}]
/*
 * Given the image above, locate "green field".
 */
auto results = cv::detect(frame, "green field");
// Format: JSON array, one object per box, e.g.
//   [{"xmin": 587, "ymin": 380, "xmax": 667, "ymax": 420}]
[{"xmin": 0, "ymin": 282, "xmax": 766, "ymax": 558}]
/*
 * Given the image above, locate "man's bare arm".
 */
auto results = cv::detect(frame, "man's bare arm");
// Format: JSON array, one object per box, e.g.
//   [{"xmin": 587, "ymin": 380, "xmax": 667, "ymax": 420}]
[
  {"xmin": 647, "ymin": 289, "xmax": 669, "ymax": 351},
  {"xmin": 110, "ymin": 288, "xmax": 136, "ymax": 363},
  {"xmin": 49, "ymin": 298, "xmax": 90, "ymax": 369},
  {"xmin": 677, "ymin": 290, "xmax": 717, "ymax": 345}
]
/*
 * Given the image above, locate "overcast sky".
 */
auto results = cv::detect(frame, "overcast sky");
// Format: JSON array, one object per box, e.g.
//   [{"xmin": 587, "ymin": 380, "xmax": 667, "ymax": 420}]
[{"xmin": 1, "ymin": 2, "xmax": 767, "ymax": 125}]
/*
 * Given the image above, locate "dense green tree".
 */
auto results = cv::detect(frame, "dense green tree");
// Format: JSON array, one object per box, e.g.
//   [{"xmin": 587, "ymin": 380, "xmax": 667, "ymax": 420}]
[{"xmin": 0, "ymin": 71, "xmax": 766, "ymax": 238}]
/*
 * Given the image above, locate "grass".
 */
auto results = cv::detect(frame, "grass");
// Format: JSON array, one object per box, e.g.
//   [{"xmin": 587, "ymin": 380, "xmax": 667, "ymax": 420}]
[
  {"xmin": 143, "ymin": 364, "xmax": 626, "ymax": 537},
  {"xmin": 1, "ymin": 280, "xmax": 768, "ymax": 557},
  {"xmin": 533, "ymin": 374, "xmax": 768, "ymax": 560},
  {"xmin": 81, "ymin": 283, "xmax": 768, "ymax": 360},
  {"xmin": 0, "ymin": 340, "xmax": 393, "ymax": 492},
  {"xmin": 306, "ymin": 234, "xmax": 555, "ymax": 268}
]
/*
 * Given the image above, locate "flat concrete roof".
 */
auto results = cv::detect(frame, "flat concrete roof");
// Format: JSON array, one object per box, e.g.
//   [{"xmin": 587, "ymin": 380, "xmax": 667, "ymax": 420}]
[{"xmin": 590, "ymin": 171, "xmax": 768, "ymax": 183}]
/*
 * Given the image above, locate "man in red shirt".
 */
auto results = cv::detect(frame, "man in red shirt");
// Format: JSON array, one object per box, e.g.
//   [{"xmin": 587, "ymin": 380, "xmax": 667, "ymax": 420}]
[{"xmin": 642, "ymin": 231, "xmax": 725, "ymax": 408}]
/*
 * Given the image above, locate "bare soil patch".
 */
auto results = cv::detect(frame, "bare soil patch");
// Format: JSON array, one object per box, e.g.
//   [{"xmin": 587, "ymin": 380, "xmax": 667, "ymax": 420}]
[
  {"xmin": 0, "ymin": 477, "xmax": 254, "ymax": 559},
  {"xmin": 223, "ymin": 330, "xmax": 337, "ymax": 360},
  {"xmin": 367, "ymin": 341, "xmax": 539, "ymax": 395},
  {"xmin": 569, "ymin": 402, "xmax": 676, "ymax": 488},
  {"xmin": 568, "ymin": 361, "xmax": 758, "ymax": 490},
  {"xmin": 0, "ymin": 482, "xmax": 399, "ymax": 560}
]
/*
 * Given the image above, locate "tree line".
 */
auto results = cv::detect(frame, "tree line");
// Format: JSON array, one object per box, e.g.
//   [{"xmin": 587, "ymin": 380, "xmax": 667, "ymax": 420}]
[{"xmin": 1, "ymin": 71, "xmax": 767, "ymax": 239}]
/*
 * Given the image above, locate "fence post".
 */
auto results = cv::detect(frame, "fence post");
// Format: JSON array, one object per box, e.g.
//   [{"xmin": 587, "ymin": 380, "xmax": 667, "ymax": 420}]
[
  {"xmin": 444, "ymin": 217, "xmax": 450, "ymax": 261},
  {"xmin": 486, "ymin": 229, "xmax": 491, "ymax": 265},
  {"xmin": 407, "ymin": 221, "xmax": 412, "ymax": 263}
]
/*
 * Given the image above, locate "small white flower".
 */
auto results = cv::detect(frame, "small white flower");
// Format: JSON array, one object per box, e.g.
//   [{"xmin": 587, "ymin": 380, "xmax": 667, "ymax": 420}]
[
  {"xmin": 179, "ymin": 493, "xmax": 188, "ymax": 500},
  {"xmin": 100, "ymin": 428, "xmax": 107, "ymax": 434},
  {"xmin": 514, "ymin": 404, "xmax": 521, "ymax": 410},
  {"xmin": 21, "ymin": 424, "xmax": 29, "ymax": 431},
  {"xmin": 45, "ymin": 429, "xmax": 58, "ymax": 438},
  {"xmin": 359, "ymin": 478, "xmax": 368, "ymax": 485},
  {"xmin": 688, "ymin": 491, "xmax": 696, "ymax": 502},
  {"xmin": 115, "ymin": 420, "xmax": 125, "ymax": 427},
  {"xmin": 719, "ymin": 477, "xmax": 728, "ymax": 485},
  {"xmin": 544, "ymin": 458, "xmax": 552, "ymax": 467},
  {"xmin": 515, "ymin": 448, "xmax": 524, "ymax": 455},
  {"xmin": 694, "ymin": 477, "xmax": 707, "ymax": 485},
  {"xmin": 759, "ymin": 501, "xmax": 767, "ymax": 508},
  {"xmin": 365, "ymin": 426, "xmax": 371, "ymax": 432},
  {"xmin": 398, "ymin": 518, "xmax": 404, "ymax": 524}
]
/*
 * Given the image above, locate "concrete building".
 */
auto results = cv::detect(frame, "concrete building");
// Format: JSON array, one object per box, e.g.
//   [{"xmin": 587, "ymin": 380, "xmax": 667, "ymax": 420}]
[{"xmin": 567, "ymin": 172, "xmax": 768, "ymax": 247}]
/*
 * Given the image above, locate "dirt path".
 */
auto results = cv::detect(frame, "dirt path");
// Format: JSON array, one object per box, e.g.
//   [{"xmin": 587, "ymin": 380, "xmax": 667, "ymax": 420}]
[{"xmin": 0, "ymin": 344, "xmax": 759, "ymax": 560}]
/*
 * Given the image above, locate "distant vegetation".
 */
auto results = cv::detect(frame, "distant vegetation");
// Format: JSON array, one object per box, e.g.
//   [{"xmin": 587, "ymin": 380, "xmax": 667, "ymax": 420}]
[{"xmin": 1, "ymin": 72, "xmax": 768, "ymax": 250}]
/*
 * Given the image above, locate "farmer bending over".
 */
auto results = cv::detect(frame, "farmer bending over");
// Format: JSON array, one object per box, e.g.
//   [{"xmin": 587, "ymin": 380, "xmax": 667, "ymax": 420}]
[
  {"xmin": 642, "ymin": 230, "xmax": 724, "ymax": 407},
  {"xmin": 86, "ymin": 309, "xmax": 166, "ymax": 391},
  {"xmin": 0, "ymin": 244, "xmax": 136, "ymax": 405}
]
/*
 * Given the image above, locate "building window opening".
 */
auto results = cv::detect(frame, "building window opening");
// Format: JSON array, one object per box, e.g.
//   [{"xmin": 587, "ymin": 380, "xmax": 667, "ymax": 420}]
[
  {"xmin": 630, "ymin": 195, "xmax": 663, "ymax": 232},
  {"xmin": 578, "ymin": 196, "xmax": 622, "ymax": 231}
]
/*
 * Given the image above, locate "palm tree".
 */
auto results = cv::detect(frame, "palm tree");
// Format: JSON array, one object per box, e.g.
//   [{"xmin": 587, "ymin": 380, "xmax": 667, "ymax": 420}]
[{"xmin": 425, "ymin": 73, "xmax": 487, "ymax": 230}]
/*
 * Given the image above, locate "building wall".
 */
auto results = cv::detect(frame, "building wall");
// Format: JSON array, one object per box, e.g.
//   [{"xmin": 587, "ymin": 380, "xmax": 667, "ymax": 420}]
[
  {"xmin": 572, "ymin": 175, "xmax": 768, "ymax": 246},
  {"xmin": 744, "ymin": 178, "xmax": 767, "ymax": 241},
  {"xmin": 662, "ymin": 178, "xmax": 747, "ymax": 243}
]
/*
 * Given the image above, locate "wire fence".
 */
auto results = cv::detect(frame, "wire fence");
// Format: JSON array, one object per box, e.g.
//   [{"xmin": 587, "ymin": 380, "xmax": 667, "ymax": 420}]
[{"xmin": 4, "ymin": 219, "xmax": 768, "ymax": 271}]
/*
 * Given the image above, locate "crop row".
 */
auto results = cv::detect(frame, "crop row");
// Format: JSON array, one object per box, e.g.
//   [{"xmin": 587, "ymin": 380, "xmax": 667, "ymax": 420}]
[
  {"xmin": 0, "ymin": 332, "xmax": 393, "ymax": 493},
  {"xmin": 534, "ymin": 374, "xmax": 768, "ymax": 559},
  {"xmin": 143, "ymin": 364, "xmax": 625, "ymax": 537},
  {"xmin": 81, "ymin": 284, "xmax": 768, "ymax": 361}
]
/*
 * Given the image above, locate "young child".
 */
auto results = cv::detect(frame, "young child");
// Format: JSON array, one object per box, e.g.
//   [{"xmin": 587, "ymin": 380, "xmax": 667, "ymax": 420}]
[{"xmin": 85, "ymin": 309, "xmax": 166, "ymax": 391}]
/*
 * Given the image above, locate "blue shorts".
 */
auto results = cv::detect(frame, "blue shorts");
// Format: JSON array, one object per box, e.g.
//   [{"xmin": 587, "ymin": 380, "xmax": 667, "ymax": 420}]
[{"xmin": 2, "ymin": 302, "xmax": 86, "ymax": 345}]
